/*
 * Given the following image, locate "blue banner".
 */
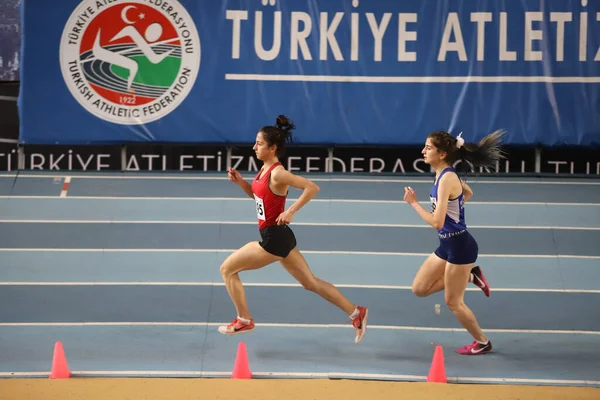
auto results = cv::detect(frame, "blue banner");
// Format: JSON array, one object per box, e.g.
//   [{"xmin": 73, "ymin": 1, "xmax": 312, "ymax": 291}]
[
  {"xmin": 0, "ymin": 0, "xmax": 20, "ymax": 81},
  {"xmin": 18, "ymin": 0, "xmax": 600, "ymax": 147}
]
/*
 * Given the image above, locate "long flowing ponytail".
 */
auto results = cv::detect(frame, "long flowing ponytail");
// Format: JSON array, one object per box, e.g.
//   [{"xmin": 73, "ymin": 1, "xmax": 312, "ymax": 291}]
[{"xmin": 427, "ymin": 130, "xmax": 507, "ymax": 171}]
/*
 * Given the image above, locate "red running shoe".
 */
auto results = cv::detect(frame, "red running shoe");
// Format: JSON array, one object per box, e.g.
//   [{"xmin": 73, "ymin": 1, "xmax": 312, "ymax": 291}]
[
  {"xmin": 352, "ymin": 306, "xmax": 369, "ymax": 344},
  {"xmin": 218, "ymin": 317, "xmax": 255, "ymax": 336},
  {"xmin": 456, "ymin": 340, "xmax": 493, "ymax": 355},
  {"xmin": 471, "ymin": 265, "xmax": 491, "ymax": 297}
]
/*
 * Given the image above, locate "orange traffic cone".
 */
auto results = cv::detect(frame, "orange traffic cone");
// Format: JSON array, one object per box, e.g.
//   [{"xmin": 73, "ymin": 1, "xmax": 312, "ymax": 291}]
[
  {"xmin": 231, "ymin": 342, "xmax": 252, "ymax": 379},
  {"xmin": 49, "ymin": 342, "xmax": 71, "ymax": 379},
  {"xmin": 427, "ymin": 345, "xmax": 446, "ymax": 383}
]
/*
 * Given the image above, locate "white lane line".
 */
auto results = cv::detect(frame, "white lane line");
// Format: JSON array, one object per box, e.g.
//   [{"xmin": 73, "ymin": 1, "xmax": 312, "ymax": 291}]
[
  {"xmin": 1, "ymin": 195, "xmax": 598, "ymax": 206},
  {"xmin": 1, "ymin": 370, "xmax": 597, "ymax": 385},
  {"xmin": 0, "ymin": 219, "xmax": 598, "ymax": 230},
  {"xmin": 0, "ymin": 281, "xmax": 599, "ymax": 294},
  {"xmin": 0, "ymin": 248, "xmax": 597, "ymax": 259},
  {"xmin": 1, "ymin": 173, "xmax": 599, "ymax": 185},
  {"xmin": 0, "ymin": 322, "xmax": 599, "ymax": 335}
]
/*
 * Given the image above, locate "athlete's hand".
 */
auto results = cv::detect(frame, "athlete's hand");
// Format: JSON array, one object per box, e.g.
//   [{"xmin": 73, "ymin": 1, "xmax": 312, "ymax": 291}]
[
  {"xmin": 404, "ymin": 186, "xmax": 417, "ymax": 205},
  {"xmin": 228, "ymin": 168, "xmax": 243, "ymax": 185},
  {"xmin": 276, "ymin": 209, "xmax": 295, "ymax": 225}
]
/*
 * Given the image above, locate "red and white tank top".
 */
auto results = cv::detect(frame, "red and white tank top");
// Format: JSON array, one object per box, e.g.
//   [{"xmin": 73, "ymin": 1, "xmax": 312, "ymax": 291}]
[{"xmin": 251, "ymin": 162, "xmax": 287, "ymax": 230}]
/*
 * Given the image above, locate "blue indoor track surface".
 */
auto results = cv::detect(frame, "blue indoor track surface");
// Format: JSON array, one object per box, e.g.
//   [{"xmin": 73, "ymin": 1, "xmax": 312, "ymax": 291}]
[{"xmin": 0, "ymin": 171, "xmax": 599, "ymax": 387}]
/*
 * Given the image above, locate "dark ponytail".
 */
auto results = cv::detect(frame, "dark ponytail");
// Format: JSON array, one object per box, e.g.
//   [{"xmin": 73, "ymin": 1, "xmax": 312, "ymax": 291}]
[
  {"xmin": 260, "ymin": 114, "xmax": 295, "ymax": 157},
  {"xmin": 428, "ymin": 130, "xmax": 507, "ymax": 172}
]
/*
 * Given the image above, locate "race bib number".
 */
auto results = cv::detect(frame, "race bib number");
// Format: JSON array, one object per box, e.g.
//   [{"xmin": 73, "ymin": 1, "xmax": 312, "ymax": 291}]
[
  {"xmin": 430, "ymin": 196, "xmax": 437, "ymax": 213},
  {"xmin": 254, "ymin": 195, "xmax": 266, "ymax": 221}
]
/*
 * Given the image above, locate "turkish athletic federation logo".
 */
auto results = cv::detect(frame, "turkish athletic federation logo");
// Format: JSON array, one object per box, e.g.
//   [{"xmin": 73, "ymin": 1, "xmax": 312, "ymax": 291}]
[{"xmin": 60, "ymin": 0, "xmax": 200, "ymax": 125}]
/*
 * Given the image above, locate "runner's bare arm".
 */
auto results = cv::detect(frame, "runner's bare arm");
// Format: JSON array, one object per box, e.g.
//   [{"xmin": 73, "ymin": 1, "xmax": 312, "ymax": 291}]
[
  {"xmin": 272, "ymin": 168, "xmax": 319, "ymax": 215},
  {"xmin": 228, "ymin": 168, "xmax": 254, "ymax": 199}
]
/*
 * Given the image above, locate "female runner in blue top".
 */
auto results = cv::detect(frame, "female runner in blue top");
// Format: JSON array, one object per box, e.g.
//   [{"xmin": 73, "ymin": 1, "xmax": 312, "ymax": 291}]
[{"xmin": 404, "ymin": 130, "xmax": 505, "ymax": 355}]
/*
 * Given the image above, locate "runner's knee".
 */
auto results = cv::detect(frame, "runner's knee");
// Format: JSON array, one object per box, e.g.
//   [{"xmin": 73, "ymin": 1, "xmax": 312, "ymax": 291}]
[
  {"xmin": 412, "ymin": 281, "xmax": 429, "ymax": 297},
  {"xmin": 219, "ymin": 258, "xmax": 238, "ymax": 278},
  {"xmin": 445, "ymin": 296, "xmax": 463, "ymax": 312},
  {"xmin": 300, "ymin": 276, "xmax": 318, "ymax": 292}
]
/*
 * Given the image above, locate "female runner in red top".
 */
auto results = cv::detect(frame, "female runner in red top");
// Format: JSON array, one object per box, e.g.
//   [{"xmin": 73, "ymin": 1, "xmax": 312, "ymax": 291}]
[{"xmin": 218, "ymin": 115, "xmax": 369, "ymax": 344}]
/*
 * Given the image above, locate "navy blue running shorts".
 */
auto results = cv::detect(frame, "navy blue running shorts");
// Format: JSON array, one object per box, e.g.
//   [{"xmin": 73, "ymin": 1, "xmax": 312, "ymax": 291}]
[{"xmin": 434, "ymin": 230, "xmax": 479, "ymax": 265}]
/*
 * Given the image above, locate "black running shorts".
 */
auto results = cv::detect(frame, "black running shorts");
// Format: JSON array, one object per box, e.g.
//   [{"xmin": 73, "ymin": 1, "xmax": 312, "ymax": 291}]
[{"xmin": 259, "ymin": 224, "xmax": 297, "ymax": 258}]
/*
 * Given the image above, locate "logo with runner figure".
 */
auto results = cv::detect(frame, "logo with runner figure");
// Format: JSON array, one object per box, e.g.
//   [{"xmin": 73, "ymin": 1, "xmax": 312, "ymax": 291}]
[{"xmin": 59, "ymin": 0, "xmax": 200, "ymax": 125}]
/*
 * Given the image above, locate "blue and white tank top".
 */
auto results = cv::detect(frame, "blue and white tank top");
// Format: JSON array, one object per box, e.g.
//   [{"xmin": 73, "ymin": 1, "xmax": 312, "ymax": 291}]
[{"xmin": 429, "ymin": 167, "xmax": 467, "ymax": 235}]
